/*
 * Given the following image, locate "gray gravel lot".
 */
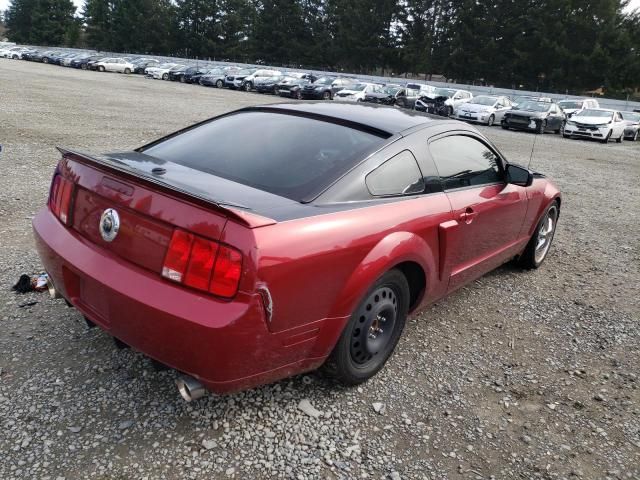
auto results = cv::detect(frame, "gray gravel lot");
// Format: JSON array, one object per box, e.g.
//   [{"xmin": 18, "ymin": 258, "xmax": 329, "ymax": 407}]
[{"xmin": 0, "ymin": 60, "xmax": 639, "ymax": 480}]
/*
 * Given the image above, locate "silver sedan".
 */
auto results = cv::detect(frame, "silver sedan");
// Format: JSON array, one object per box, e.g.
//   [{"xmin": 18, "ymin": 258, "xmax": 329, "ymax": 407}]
[{"xmin": 454, "ymin": 95, "xmax": 513, "ymax": 126}]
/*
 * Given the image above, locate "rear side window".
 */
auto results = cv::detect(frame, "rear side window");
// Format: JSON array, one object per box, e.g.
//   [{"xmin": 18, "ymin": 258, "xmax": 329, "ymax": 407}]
[
  {"xmin": 143, "ymin": 111, "xmax": 387, "ymax": 202},
  {"xmin": 429, "ymin": 135, "xmax": 503, "ymax": 190},
  {"xmin": 366, "ymin": 150, "xmax": 425, "ymax": 196}
]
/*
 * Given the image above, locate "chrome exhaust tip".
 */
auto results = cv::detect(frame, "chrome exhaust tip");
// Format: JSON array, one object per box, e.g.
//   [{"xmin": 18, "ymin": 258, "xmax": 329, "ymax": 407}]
[
  {"xmin": 47, "ymin": 277, "xmax": 62, "ymax": 299},
  {"xmin": 176, "ymin": 375, "xmax": 206, "ymax": 402}
]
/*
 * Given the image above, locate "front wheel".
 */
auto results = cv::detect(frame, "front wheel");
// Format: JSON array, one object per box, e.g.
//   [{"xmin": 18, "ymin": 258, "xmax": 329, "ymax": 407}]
[
  {"xmin": 519, "ymin": 201, "xmax": 559, "ymax": 269},
  {"xmin": 216, "ymin": 79, "xmax": 223, "ymax": 88},
  {"xmin": 536, "ymin": 120, "xmax": 546, "ymax": 134},
  {"xmin": 501, "ymin": 122, "xmax": 509, "ymax": 130},
  {"xmin": 556, "ymin": 121, "xmax": 565, "ymax": 135},
  {"xmin": 124, "ymin": 68, "xmax": 131, "ymax": 75},
  {"xmin": 601, "ymin": 130, "xmax": 612, "ymax": 144},
  {"xmin": 295, "ymin": 90, "xmax": 302, "ymax": 100},
  {"xmin": 322, "ymin": 91, "xmax": 331, "ymax": 100},
  {"xmin": 323, "ymin": 270, "xmax": 409, "ymax": 385},
  {"xmin": 633, "ymin": 131, "xmax": 639, "ymax": 142},
  {"xmin": 244, "ymin": 81, "xmax": 252, "ymax": 92},
  {"xmin": 162, "ymin": 73, "xmax": 168, "ymax": 80},
  {"xmin": 616, "ymin": 132, "xmax": 624, "ymax": 143},
  {"xmin": 487, "ymin": 114, "xmax": 495, "ymax": 127}
]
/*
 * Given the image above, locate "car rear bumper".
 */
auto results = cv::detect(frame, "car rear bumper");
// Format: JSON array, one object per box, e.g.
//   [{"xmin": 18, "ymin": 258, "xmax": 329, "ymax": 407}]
[{"xmin": 33, "ymin": 208, "xmax": 335, "ymax": 394}]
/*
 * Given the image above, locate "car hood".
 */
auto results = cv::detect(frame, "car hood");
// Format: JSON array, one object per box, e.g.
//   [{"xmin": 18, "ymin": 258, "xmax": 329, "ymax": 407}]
[
  {"xmin": 570, "ymin": 116, "xmax": 612, "ymax": 125},
  {"xmin": 458, "ymin": 103, "xmax": 495, "ymax": 113},
  {"xmin": 336, "ymin": 89, "xmax": 362, "ymax": 96}
]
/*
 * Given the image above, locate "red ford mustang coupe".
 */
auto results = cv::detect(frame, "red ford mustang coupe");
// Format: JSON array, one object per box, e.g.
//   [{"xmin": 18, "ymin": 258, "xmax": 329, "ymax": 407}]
[{"xmin": 33, "ymin": 103, "xmax": 561, "ymax": 401}]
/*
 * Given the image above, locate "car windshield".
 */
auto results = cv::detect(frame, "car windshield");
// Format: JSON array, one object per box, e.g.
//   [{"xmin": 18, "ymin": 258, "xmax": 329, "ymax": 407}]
[
  {"xmin": 515, "ymin": 101, "xmax": 550, "ymax": 112},
  {"xmin": 383, "ymin": 86, "xmax": 401, "ymax": 95},
  {"xmin": 314, "ymin": 77, "xmax": 336, "ymax": 85},
  {"xmin": 471, "ymin": 96, "xmax": 499, "ymax": 106},
  {"xmin": 236, "ymin": 69, "xmax": 254, "ymax": 75},
  {"xmin": 434, "ymin": 88, "xmax": 457, "ymax": 98},
  {"xmin": 157, "ymin": 63, "xmax": 174, "ymax": 69},
  {"xmin": 143, "ymin": 111, "xmax": 389, "ymax": 202},
  {"xmin": 576, "ymin": 109, "xmax": 613, "ymax": 119},
  {"xmin": 622, "ymin": 112, "xmax": 640, "ymax": 122},
  {"xmin": 348, "ymin": 84, "xmax": 369, "ymax": 91},
  {"xmin": 206, "ymin": 69, "xmax": 223, "ymax": 75},
  {"xmin": 559, "ymin": 100, "xmax": 583, "ymax": 109}
]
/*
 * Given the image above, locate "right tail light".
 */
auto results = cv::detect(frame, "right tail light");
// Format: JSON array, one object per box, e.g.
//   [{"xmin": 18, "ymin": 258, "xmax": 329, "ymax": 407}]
[{"xmin": 162, "ymin": 229, "xmax": 243, "ymax": 299}]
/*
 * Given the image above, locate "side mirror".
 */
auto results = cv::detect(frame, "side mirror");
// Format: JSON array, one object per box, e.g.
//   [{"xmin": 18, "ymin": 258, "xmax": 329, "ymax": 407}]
[{"xmin": 506, "ymin": 164, "xmax": 533, "ymax": 187}]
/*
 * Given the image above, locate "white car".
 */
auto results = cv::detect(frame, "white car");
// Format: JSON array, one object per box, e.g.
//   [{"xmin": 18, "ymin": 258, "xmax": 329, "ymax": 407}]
[
  {"xmin": 453, "ymin": 95, "xmax": 513, "ymax": 126},
  {"xmin": 146, "ymin": 63, "xmax": 183, "ymax": 80},
  {"xmin": 237, "ymin": 69, "xmax": 282, "ymax": 91},
  {"xmin": 406, "ymin": 82, "xmax": 437, "ymax": 96},
  {"xmin": 563, "ymin": 108, "xmax": 626, "ymax": 143},
  {"xmin": 0, "ymin": 46, "xmax": 27, "ymax": 58},
  {"xmin": 416, "ymin": 87, "xmax": 473, "ymax": 115},
  {"xmin": 334, "ymin": 83, "xmax": 383, "ymax": 102},
  {"xmin": 94, "ymin": 57, "xmax": 136, "ymax": 74},
  {"xmin": 557, "ymin": 98, "xmax": 600, "ymax": 118}
]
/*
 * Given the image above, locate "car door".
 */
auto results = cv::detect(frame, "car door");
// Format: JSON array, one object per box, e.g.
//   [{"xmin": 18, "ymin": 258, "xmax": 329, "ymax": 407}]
[
  {"xmin": 612, "ymin": 112, "xmax": 625, "ymax": 137},
  {"xmin": 494, "ymin": 97, "xmax": 511, "ymax": 122},
  {"xmin": 428, "ymin": 133, "xmax": 529, "ymax": 292}
]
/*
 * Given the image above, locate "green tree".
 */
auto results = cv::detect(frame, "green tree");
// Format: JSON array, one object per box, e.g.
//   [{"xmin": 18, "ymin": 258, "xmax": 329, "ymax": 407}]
[{"xmin": 6, "ymin": 0, "xmax": 78, "ymax": 45}]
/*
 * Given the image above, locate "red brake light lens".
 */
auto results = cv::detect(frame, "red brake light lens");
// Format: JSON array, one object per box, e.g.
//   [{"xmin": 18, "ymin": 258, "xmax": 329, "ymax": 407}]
[
  {"xmin": 162, "ymin": 229, "xmax": 242, "ymax": 299},
  {"xmin": 184, "ymin": 237, "xmax": 218, "ymax": 290},
  {"xmin": 162, "ymin": 230, "xmax": 194, "ymax": 283},
  {"xmin": 210, "ymin": 245, "xmax": 243, "ymax": 298},
  {"xmin": 49, "ymin": 174, "xmax": 75, "ymax": 226}
]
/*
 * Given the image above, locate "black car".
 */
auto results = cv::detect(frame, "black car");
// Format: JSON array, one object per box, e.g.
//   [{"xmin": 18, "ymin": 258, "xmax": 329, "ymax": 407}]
[
  {"xmin": 70, "ymin": 54, "xmax": 101, "ymax": 69},
  {"xmin": 363, "ymin": 85, "xmax": 407, "ymax": 105},
  {"xmin": 277, "ymin": 76, "xmax": 315, "ymax": 99},
  {"xmin": 168, "ymin": 66, "xmax": 192, "ymax": 82},
  {"xmin": 502, "ymin": 101, "xmax": 566, "ymax": 134},
  {"xmin": 26, "ymin": 50, "xmax": 58, "ymax": 63},
  {"xmin": 49, "ymin": 52, "xmax": 75, "ymax": 65},
  {"xmin": 255, "ymin": 74, "xmax": 286, "ymax": 94},
  {"xmin": 132, "ymin": 59, "xmax": 160, "ymax": 74},
  {"xmin": 300, "ymin": 76, "xmax": 355, "ymax": 100}
]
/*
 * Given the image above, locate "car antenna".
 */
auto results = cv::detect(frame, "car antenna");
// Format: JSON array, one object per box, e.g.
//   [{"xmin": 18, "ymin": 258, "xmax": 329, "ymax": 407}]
[{"xmin": 527, "ymin": 131, "xmax": 539, "ymax": 170}]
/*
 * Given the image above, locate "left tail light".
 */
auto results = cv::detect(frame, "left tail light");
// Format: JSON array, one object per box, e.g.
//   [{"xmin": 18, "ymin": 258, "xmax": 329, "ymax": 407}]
[
  {"xmin": 49, "ymin": 174, "xmax": 75, "ymax": 226},
  {"xmin": 162, "ymin": 228, "xmax": 243, "ymax": 299}
]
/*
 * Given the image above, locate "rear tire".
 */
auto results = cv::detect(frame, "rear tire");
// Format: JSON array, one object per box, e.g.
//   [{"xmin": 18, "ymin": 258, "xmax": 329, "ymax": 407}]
[
  {"xmin": 98, "ymin": 66, "xmax": 105, "ymax": 72},
  {"xmin": 501, "ymin": 122, "xmax": 509, "ymax": 130},
  {"xmin": 124, "ymin": 68, "xmax": 131, "ymax": 75},
  {"xmin": 244, "ymin": 81, "xmax": 252, "ymax": 92},
  {"xmin": 323, "ymin": 270, "xmax": 409, "ymax": 385},
  {"xmin": 518, "ymin": 201, "xmax": 559, "ymax": 269},
  {"xmin": 216, "ymin": 79, "xmax": 223, "ymax": 88},
  {"xmin": 616, "ymin": 132, "xmax": 624, "ymax": 143},
  {"xmin": 162, "ymin": 73, "xmax": 168, "ymax": 80},
  {"xmin": 633, "ymin": 131, "xmax": 639, "ymax": 141},
  {"xmin": 322, "ymin": 91, "xmax": 331, "ymax": 100}
]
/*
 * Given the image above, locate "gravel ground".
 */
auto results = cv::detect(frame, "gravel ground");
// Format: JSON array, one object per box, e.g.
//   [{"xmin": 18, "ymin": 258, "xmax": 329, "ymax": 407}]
[{"xmin": 0, "ymin": 60, "xmax": 639, "ymax": 480}]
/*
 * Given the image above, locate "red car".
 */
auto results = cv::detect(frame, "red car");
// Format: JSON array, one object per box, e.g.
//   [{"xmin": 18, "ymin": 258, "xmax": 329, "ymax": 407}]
[{"xmin": 33, "ymin": 103, "xmax": 561, "ymax": 401}]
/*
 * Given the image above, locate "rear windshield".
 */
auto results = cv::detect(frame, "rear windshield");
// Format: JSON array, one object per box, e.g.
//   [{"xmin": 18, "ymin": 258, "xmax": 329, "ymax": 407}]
[{"xmin": 142, "ymin": 111, "xmax": 388, "ymax": 202}]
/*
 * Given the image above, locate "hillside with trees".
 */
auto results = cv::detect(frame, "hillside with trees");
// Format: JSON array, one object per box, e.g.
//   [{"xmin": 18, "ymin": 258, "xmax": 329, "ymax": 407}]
[{"xmin": 3, "ymin": 0, "xmax": 640, "ymax": 94}]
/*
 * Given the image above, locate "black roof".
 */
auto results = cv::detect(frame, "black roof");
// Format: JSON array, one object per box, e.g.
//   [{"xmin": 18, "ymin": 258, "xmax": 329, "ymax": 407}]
[{"xmin": 246, "ymin": 102, "xmax": 439, "ymax": 136}]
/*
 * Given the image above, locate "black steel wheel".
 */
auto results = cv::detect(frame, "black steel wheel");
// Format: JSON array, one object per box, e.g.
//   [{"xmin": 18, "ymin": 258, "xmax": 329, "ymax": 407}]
[{"xmin": 323, "ymin": 270, "xmax": 410, "ymax": 385}]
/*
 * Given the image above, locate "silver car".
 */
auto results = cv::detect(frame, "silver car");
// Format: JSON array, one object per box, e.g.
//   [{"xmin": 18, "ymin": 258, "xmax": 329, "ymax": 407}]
[
  {"xmin": 453, "ymin": 95, "xmax": 513, "ymax": 126},
  {"xmin": 621, "ymin": 111, "xmax": 640, "ymax": 141}
]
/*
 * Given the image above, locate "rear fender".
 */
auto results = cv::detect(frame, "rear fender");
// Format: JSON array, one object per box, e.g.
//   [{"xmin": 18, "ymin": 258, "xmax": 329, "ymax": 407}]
[{"xmin": 327, "ymin": 231, "xmax": 436, "ymax": 321}]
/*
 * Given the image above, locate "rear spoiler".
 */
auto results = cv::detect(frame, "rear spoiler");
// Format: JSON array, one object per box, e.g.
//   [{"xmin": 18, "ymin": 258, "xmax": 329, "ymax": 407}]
[{"xmin": 56, "ymin": 147, "xmax": 277, "ymax": 229}]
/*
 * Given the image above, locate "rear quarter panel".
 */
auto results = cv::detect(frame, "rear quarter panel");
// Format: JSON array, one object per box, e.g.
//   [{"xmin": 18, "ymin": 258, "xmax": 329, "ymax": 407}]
[{"xmin": 243, "ymin": 195, "xmax": 453, "ymax": 334}]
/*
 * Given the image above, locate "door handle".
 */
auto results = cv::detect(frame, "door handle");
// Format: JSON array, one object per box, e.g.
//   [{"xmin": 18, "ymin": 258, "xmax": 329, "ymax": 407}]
[{"xmin": 459, "ymin": 207, "xmax": 477, "ymax": 224}]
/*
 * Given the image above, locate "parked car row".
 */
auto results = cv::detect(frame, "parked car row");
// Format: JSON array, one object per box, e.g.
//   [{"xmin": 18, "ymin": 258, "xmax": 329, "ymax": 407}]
[{"xmin": 5, "ymin": 46, "xmax": 639, "ymax": 143}]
